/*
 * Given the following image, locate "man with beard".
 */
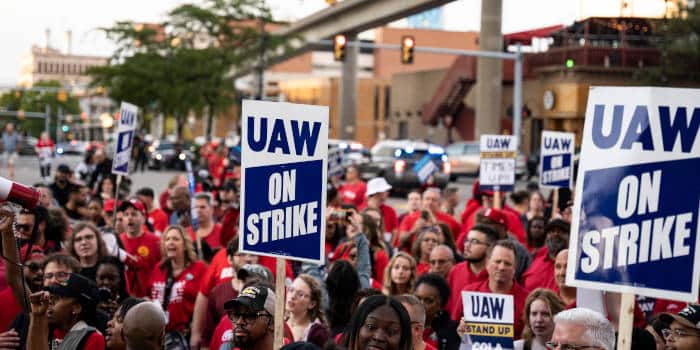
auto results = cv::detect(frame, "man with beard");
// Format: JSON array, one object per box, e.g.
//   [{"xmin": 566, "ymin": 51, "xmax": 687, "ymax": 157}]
[
  {"xmin": 64, "ymin": 185, "xmax": 87, "ymax": 220},
  {"xmin": 452, "ymin": 240, "xmax": 529, "ymax": 338},
  {"xmin": 118, "ymin": 199, "xmax": 161, "ymax": 297},
  {"xmin": 222, "ymin": 285, "xmax": 277, "ymax": 350},
  {"xmin": 50, "ymin": 164, "xmax": 75, "ymax": 207},
  {"xmin": 521, "ymin": 219, "xmax": 570, "ymax": 292},
  {"xmin": 0, "ymin": 245, "xmax": 45, "ymax": 331},
  {"xmin": 445, "ymin": 224, "xmax": 499, "ymax": 316}
]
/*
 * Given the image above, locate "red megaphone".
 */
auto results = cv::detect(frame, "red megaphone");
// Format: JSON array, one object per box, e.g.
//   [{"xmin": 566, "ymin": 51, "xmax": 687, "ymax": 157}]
[{"xmin": 0, "ymin": 176, "xmax": 40, "ymax": 210}]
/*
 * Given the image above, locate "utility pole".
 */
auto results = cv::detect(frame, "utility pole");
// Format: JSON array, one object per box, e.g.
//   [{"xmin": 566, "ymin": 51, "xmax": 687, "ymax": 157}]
[
  {"xmin": 475, "ymin": 0, "xmax": 504, "ymax": 138},
  {"xmin": 339, "ymin": 32, "xmax": 358, "ymax": 140}
]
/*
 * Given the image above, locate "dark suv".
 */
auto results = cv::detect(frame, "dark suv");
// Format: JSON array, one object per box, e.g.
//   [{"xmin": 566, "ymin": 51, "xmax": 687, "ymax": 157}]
[{"xmin": 357, "ymin": 140, "xmax": 450, "ymax": 192}]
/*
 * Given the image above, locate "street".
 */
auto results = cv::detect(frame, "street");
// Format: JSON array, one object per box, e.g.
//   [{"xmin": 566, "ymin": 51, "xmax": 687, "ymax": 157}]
[{"xmin": 4, "ymin": 155, "xmax": 543, "ymax": 215}]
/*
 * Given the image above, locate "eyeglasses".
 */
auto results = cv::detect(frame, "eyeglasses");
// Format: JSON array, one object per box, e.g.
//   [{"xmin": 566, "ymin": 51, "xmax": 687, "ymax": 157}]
[
  {"xmin": 662, "ymin": 328, "xmax": 700, "ymax": 339},
  {"xmin": 464, "ymin": 238, "xmax": 489, "ymax": 246},
  {"xmin": 228, "ymin": 311, "xmax": 270, "ymax": 324},
  {"xmin": 15, "ymin": 224, "xmax": 32, "ymax": 231},
  {"xmin": 545, "ymin": 342, "xmax": 600, "ymax": 350},
  {"xmin": 25, "ymin": 262, "xmax": 42, "ymax": 272},
  {"xmin": 429, "ymin": 258, "xmax": 450, "ymax": 265},
  {"xmin": 287, "ymin": 287, "xmax": 310, "ymax": 300},
  {"xmin": 44, "ymin": 271, "xmax": 70, "ymax": 281}
]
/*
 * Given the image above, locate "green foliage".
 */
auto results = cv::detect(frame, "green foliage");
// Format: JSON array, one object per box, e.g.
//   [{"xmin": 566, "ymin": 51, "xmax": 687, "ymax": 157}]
[
  {"xmin": 638, "ymin": 2, "xmax": 700, "ymax": 84},
  {"xmin": 0, "ymin": 80, "xmax": 81, "ymax": 115},
  {"xmin": 89, "ymin": 0, "xmax": 290, "ymax": 138}
]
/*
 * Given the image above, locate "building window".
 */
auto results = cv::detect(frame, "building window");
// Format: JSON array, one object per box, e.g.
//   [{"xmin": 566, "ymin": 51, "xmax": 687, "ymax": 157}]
[
  {"xmin": 384, "ymin": 86, "xmax": 391, "ymax": 120},
  {"xmin": 398, "ymin": 121, "xmax": 408, "ymax": 139},
  {"xmin": 373, "ymin": 86, "xmax": 380, "ymax": 121}
]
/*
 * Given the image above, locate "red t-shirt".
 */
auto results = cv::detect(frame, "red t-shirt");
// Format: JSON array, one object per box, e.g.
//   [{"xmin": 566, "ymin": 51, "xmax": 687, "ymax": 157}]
[
  {"xmin": 188, "ymin": 223, "xmax": 224, "ymax": 250},
  {"xmin": 53, "ymin": 327, "xmax": 105, "ymax": 350},
  {"xmin": 397, "ymin": 210, "xmax": 460, "ymax": 246},
  {"xmin": 36, "ymin": 139, "xmax": 55, "ymax": 158},
  {"xmin": 0, "ymin": 288, "xmax": 21, "ymax": 331},
  {"xmin": 219, "ymin": 207, "xmax": 240, "ymax": 248},
  {"xmin": 120, "ymin": 232, "xmax": 162, "ymax": 297},
  {"xmin": 451, "ymin": 279, "xmax": 529, "ymax": 339},
  {"xmin": 148, "ymin": 208, "xmax": 169, "ymax": 235},
  {"xmin": 446, "ymin": 262, "xmax": 489, "ymax": 316},
  {"xmin": 148, "ymin": 261, "xmax": 207, "ymax": 332},
  {"xmin": 200, "ymin": 249, "xmax": 235, "ymax": 297},
  {"xmin": 338, "ymin": 181, "xmax": 367, "ymax": 207},
  {"xmin": 373, "ymin": 248, "xmax": 389, "ymax": 283},
  {"xmin": 209, "ymin": 315, "xmax": 292, "ymax": 350},
  {"xmin": 521, "ymin": 247, "xmax": 558, "ymax": 293},
  {"xmin": 380, "ymin": 204, "xmax": 399, "ymax": 234},
  {"xmin": 416, "ymin": 262, "xmax": 430, "ymax": 278}
]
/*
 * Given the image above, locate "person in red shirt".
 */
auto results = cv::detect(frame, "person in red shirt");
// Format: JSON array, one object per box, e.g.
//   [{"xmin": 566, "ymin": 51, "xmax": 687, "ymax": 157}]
[
  {"xmin": 397, "ymin": 188, "xmax": 460, "ymax": 250},
  {"xmin": 28, "ymin": 273, "xmax": 106, "ymax": 350},
  {"xmin": 396, "ymin": 294, "xmax": 437, "ymax": 350},
  {"xmin": 0, "ymin": 245, "xmax": 45, "ymax": 332},
  {"xmin": 190, "ymin": 239, "xmax": 259, "ymax": 349},
  {"xmin": 188, "ymin": 192, "xmax": 223, "ymax": 252},
  {"xmin": 398, "ymin": 190, "xmax": 422, "ymax": 226},
  {"xmin": 362, "ymin": 177, "xmax": 398, "ymax": 242},
  {"xmin": 147, "ymin": 225, "xmax": 206, "ymax": 333},
  {"xmin": 411, "ymin": 228, "xmax": 440, "ymax": 278},
  {"xmin": 136, "ymin": 187, "xmax": 169, "ymax": 236},
  {"xmin": 451, "ymin": 240, "xmax": 529, "ymax": 339},
  {"xmin": 118, "ymin": 199, "xmax": 162, "ymax": 297},
  {"xmin": 446, "ymin": 224, "xmax": 499, "ymax": 314},
  {"xmin": 35, "ymin": 131, "xmax": 55, "ymax": 184},
  {"xmin": 522, "ymin": 219, "xmax": 570, "ymax": 292},
  {"xmin": 218, "ymin": 180, "xmax": 240, "ymax": 247},
  {"xmin": 554, "ymin": 249, "xmax": 576, "ymax": 307},
  {"xmin": 338, "ymin": 165, "xmax": 367, "ymax": 208},
  {"xmin": 223, "ymin": 285, "xmax": 278, "ymax": 350}
]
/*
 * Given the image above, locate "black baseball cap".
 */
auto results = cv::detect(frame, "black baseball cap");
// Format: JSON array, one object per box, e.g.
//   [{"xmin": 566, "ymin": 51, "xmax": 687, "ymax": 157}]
[
  {"xmin": 223, "ymin": 285, "xmax": 275, "ymax": 314},
  {"xmin": 236, "ymin": 264, "xmax": 273, "ymax": 284},
  {"xmin": 45, "ymin": 273, "xmax": 99, "ymax": 307},
  {"xmin": 660, "ymin": 304, "xmax": 700, "ymax": 330}
]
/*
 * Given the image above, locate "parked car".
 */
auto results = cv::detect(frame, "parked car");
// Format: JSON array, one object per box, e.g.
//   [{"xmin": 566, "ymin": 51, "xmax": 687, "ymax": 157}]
[
  {"xmin": 18, "ymin": 136, "xmax": 38, "ymax": 155},
  {"xmin": 56, "ymin": 140, "xmax": 87, "ymax": 155},
  {"xmin": 148, "ymin": 140, "xmax": 194, "ymax": 170},
  {"xmin": 357, "ymin": 140, "xmax": 450, "ymax": 192},
  {"xmin": 328, "ymin": 139, "xmax": 371, "ymax": 168},
  {"xmin": 445, "ymin": 141, "xmax": 480, "ymax": 179}
]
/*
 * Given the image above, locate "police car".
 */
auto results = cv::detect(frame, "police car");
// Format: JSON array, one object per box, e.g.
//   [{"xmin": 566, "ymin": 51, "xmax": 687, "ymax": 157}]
[{"xmin": 357, "ymin": 140, "xmax": 450, "ymax": 192}]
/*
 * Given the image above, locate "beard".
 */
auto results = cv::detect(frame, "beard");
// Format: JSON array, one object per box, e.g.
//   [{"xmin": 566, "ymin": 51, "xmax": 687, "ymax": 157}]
[
  {"xmin": 546, "ymin": 237, "xmax": 568, "ymax": 255},
  {"xmin": 465, "ymin": 253, "xmax": 486, "ymax": 264},
  {"xmin": 233, "ymin": 332, "xmax": 253, "ymax": 349}
]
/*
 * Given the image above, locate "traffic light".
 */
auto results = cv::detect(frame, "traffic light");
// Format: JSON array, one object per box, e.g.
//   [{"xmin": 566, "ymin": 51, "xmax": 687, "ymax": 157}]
[
  {"xmin": 61, "ymin": 125, "xmax": 69, "ymax": 132},
  {"xmin": 565, "ymin": 58, "xmax": 575, "ymax": 69},
  {"xmin": 57, "ymin": 90, "xmax": 67, "ymax": 102},
  {"xmin": 333, "ymin": 34, "xmax": 347, "ymax": 62},
  {"xmin": 401, "ymin": 36, "xmax": 415, "ymax": 64}
]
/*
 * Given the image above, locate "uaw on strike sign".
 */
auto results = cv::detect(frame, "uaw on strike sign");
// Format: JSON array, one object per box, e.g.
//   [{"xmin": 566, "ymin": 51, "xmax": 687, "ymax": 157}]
[
  {"xmin": 460, "ymin": 291, "xmax": 514, "ymax": 350},
  {"xmin": 568, "ymin": 87, "xmax": 700, "ymax": 302},
  {"xmin": 540, "ymin": 131, "xmax": 574, "ymax": 188},
  {"xmin": 112, "ymin": 102, "xmax": 138, "ymax": 176},
  {"xmin": 239, "ymin": 100, "xmax": 328, "ymax": 264}
]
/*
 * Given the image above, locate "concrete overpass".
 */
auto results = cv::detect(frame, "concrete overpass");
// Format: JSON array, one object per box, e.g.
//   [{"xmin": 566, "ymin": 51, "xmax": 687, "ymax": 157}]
[{"xmin": 238, "ymin": 0, "xmax": 505, "ymax": 142}]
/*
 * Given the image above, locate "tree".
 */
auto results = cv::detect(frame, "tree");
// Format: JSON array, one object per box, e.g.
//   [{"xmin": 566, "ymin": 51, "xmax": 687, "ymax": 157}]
[
  {"xmin": 90, "ymin": 0, "xmax": 291, "ymax": 139},
  {"xmin": 638, "ymin": 2, "xmax": 700, "ymax": 84}
]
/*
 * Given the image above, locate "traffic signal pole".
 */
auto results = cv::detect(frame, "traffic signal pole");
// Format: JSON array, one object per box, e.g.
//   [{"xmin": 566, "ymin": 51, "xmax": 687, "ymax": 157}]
[
  {"xmin": 323, "ymin": 39, "xmax": 524, "ymax": 149},
  {"xmin": 339, "ymin": 32, "xmax": 358, "ymax": 140}
]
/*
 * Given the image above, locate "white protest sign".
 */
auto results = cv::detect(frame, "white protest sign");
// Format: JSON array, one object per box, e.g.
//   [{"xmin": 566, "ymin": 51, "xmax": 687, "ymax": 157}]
[
  {"xmin": 540, "ymin": 130, "xmax": 575, "ymax": 188},
  {"xmin": 479, "ymin": 134, "xmax": 516, "ymax": 192},
  {"xmin": 112, "ymin": 102, "xmax": 138, "ymax": 176},
  {"xmin": 567, "ymin": 86, "xmax": 700, "ymax": 302},
  {"xmin": 239, "ymin": 100, "xmax": 329, "ymax": 264},
  {"xmin": 460, "ymin": 291, "xmax": 514, "ymax": 350}
]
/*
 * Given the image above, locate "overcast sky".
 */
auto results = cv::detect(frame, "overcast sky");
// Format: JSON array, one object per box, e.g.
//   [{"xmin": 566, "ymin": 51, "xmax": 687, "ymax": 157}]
[{"xmin": 0, "ymin": 0, "xmax": 667, "ymax": 86}]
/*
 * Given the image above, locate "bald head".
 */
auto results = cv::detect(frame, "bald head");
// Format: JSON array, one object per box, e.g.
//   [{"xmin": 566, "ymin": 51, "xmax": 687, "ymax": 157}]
[
  {"xmin": 429, "ymin": 245, "xmax": 455, "ymax": 278},
  {"xmin": 170, "ymin": 186, "xmax": 191, "ymax": 211},
  {"xmin": 123, "ymin": 302, "xmax": 166, "ymax": 350}
]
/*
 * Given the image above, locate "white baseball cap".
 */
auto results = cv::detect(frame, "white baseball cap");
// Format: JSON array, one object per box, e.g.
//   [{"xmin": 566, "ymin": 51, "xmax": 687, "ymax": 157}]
[{"xmin": 366, "ymin": 177, "xmax": 392, "ymax": 197}]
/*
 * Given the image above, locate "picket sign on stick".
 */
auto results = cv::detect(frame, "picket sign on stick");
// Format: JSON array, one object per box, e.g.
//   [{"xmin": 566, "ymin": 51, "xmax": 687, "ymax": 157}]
[
  {"xmin": 274, "ymin": 258, "xmax": 286, "ymax": 349},
  {"xmin": 616, "ymin": 293, "xmax": 635, "ymax": 350},
  {"xmin": 552, "ymin": 189, "xmax": 559, "ymax": 216},
  {"xmin": 111, "ymin": 175, "xmax": 122, "ymax": 229},
  {"xmin": 493, "ymin": 190, "xmax": 502, "ymax": 210}
]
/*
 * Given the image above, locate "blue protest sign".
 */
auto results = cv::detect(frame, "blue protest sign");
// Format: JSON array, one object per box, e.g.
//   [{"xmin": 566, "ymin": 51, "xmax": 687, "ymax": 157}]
[
  {"xmin": 112, "ymin": 102, "xmax": 138, "ymax": 176},
  {"xmin": 239, "ymin": 100, "xmax": 328, "ymax": 264},
  {"xmin": 460, "ymin": 291, "xmax": 514, "ymax": 350},
  {"xmin": 567, "ymin": 86, "xmax": 700, "ymax": 302},
  {"xmin": 540, "ymin": 131, "xmax": 574, "ymax": 188},
  {"xmin": 413, "ymin": 155, "xmax": 439, "ymax": 183},
  {"xmin": 328, "ymin": 147, "xmax": 344, "ymax": 177},
  {"xmin": 479, "ymin": 134, "xmax": 516, "ymax": 192}
]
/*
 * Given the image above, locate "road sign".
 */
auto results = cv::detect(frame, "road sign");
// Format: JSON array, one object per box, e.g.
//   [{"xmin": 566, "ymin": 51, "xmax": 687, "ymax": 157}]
[
  {"xmin": 239, "ymin": 100, "xmax": 329, "ymax": 264},
  {"xmin": 460, "ymin": 291, "xmax": 514, "ymax": 350},
  {"xmin": 540, "ymin": 131, "xmax": 575, "ymax": 188},
  {"xmin": 112, "ymin": 102, "xmax": 138, "ymax": 176},
  {"xmin": 567, "ymin": 86, "xmax": 700, "ymax": 302},
  {"xmin": 479, "ymin": 134, "xmax": 516, "ymax": 192}
]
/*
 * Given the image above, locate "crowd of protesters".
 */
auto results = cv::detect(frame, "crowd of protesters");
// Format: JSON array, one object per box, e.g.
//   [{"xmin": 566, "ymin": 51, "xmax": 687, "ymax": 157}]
[{"xmin": 0, "ymin": 158, "xmax": 698, "ymax": 350}]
